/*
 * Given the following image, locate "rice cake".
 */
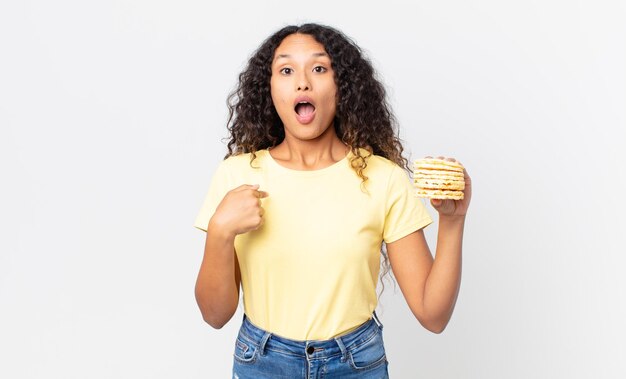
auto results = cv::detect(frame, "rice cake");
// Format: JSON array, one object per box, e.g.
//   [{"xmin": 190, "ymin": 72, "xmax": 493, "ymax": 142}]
[{"xmin": 413, "ymin": 157, "xmax": 465, "ymax": 200}]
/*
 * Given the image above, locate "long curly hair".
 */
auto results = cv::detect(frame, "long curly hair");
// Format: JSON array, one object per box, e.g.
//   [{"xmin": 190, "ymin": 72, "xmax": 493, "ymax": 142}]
[{"xmin": 224, "ymin": 23, "xmax": 409, "ymax": 298}]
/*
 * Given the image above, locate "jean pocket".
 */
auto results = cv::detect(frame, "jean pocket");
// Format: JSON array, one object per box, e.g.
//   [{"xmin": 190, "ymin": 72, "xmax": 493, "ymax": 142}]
[
  {"xmin": 347, "ymin": 329, "xmax": 388, "ymax": 371},
  {"xmin": 233, "ymin": 337, "xmax": 258, "ymax": 364}
]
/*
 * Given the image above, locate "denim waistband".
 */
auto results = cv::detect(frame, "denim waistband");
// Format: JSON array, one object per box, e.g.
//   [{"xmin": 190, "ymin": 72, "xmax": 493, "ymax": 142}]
[{"xmin": 237, "ymin": 312, "xmax": 383, "ymax": 360}]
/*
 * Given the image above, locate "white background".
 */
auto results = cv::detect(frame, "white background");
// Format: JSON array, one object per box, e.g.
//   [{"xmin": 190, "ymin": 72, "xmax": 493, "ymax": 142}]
[{"xmin": 1, "ymin": 1, "xmax": 625, "ymax": 378}]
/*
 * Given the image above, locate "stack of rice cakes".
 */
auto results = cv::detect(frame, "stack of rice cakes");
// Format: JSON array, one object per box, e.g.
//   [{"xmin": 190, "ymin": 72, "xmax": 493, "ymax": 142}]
[{"xmin": 413, "ymin": 158, "xmax": 465, "ymax": 200}]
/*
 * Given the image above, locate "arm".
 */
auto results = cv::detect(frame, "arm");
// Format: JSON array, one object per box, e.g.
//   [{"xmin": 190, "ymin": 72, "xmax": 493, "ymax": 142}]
[
  {"xmin": 194, "ymin": 184, "xmax": 268, "ymax": 329},
  {"xmin": 387, "ymin": 216, "xmax": 464, "ymax": 333},
  {"xmin": 194, "ymin": 224, "xmax": 241, "ymax": 329},
  {"xmin": 387, "ymin": 160, "xmax": 471, "ymax": 333}
]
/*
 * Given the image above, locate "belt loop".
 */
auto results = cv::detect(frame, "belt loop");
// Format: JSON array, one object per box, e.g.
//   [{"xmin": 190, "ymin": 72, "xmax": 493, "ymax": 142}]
[
  {"xmin": 372, "ymin": 311, "xmax": 383, "ymax": 329},
  {"xmin": 258, "ymin": 332, "xmax": 271, "ymax": 356},
  {"xmin": 334, "ymin": 336, "xmax": 348, "ymax": 363}
]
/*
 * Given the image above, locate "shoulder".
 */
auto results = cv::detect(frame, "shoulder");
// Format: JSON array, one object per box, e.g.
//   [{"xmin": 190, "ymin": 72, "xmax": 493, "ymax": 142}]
[
  {"xmin": 365, "ymin": 153, "xmax": 397, "ymax": 171},
  {"xmin": 213, "ymin": 150, "xmax": 270, "ymax": 187},
  {"xmin": 359, "ymin": 149, "xmax": 406, "ymax": 179},
  {"xmin": 219, "ymin": 150, "xmax": 270, "ymax": 171},
  {"xmin": 214, "ymin": 150, "xmax": 267, "ymax": 189}
]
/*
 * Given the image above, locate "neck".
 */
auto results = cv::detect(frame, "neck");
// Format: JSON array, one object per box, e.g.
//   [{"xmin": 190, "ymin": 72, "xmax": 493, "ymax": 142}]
[{"xmin": 269, "ymin": 128, "xmax": 349, "ymax": 170}]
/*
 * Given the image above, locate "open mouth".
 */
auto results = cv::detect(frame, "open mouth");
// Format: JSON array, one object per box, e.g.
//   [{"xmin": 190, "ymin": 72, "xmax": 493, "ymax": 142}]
[
  {"xmin": 295, "ymin": 102, "xmax": 316, "ymax": 116},
  {"xmin": 293, "ymin": 98, "xmax": 316, "ymax": 124}
]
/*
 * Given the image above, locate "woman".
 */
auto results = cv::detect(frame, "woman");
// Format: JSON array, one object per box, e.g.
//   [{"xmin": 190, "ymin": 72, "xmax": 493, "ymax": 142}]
[{"xmin": 193, "ymin": 23, "xmax": 471, "ymax": 378}]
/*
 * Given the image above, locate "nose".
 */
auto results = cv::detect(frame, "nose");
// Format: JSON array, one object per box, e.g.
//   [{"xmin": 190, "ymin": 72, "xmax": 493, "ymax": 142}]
[{"xmin": 296, "ymin": 71, "xmax": 311, "ymax": 91}]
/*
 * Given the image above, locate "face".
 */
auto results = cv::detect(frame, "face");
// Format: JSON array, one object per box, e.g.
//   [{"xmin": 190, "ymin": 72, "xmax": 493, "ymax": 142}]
[{"xmin": 270, "ymin": 33, "xmax": 338, "ymax": 142}]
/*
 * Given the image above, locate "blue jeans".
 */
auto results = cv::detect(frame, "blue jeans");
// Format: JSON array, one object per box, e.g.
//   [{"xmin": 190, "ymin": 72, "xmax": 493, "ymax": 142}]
[{"xmin": 232, "ymin": 313, "xmax": 389, "ymax": 378}]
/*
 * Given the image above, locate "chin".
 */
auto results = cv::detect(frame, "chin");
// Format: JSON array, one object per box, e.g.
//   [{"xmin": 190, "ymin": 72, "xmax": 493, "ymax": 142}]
[
  {"xmin": 297, "ymin": 132, "xmax": 324, "ymax": 141},
  {"xmin": 285, "ymin": 127, "xmax": 322, "ymax": 141}
]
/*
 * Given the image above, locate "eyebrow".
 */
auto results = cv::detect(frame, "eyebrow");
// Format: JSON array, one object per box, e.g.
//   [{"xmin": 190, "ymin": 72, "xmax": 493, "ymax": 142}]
[{"xmin": 273, "ymin": 52, "xmax": 329, "ymax": 63}]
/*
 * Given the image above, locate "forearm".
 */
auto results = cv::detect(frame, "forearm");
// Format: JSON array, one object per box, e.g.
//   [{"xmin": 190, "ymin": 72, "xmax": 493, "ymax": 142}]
[
  {"xmin": 422, "ymin": 215, "xmax": 465, "ymax": 332},
  {"xmin": 194, "ymin": 221, "xmax": 240, "ymax": 329}
]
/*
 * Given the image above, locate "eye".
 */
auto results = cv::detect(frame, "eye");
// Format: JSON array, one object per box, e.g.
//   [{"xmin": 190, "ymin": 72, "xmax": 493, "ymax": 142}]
[
  {"xmin": 279, "ymin": 67, "xmax": 293, "ymax": 75},
  {"xmin": 313, "ymin": 66, "xmax": 327, "ymax": 73}
]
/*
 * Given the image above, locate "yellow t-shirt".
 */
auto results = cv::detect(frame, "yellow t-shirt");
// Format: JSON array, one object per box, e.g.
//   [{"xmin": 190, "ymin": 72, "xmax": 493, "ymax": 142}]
[{"xmin": 194, "ymin": 149, "xmax": 432, "ymax": 340}]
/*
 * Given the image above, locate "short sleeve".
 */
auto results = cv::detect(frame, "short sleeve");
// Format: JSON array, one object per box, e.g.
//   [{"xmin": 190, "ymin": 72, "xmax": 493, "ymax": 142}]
[
  {"xmin": 382, "ymin": 165, "xmax": 433, "ymax": 243},
  {"xmin": 193, "ymin": 160, "xmax": 232, "ymax": 232}
]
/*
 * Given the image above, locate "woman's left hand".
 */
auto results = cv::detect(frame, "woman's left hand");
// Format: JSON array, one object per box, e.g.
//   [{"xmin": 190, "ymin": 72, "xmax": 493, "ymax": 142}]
[{"xmin": 428, "ymin": 156, "xmax": 472, "ymax": 218}]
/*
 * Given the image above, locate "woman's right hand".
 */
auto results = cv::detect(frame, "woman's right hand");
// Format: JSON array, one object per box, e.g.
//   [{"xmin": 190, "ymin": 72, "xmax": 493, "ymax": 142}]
[{"xmin": 209, "ymin": 184, "xmax": 269, "ymax": 239}]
